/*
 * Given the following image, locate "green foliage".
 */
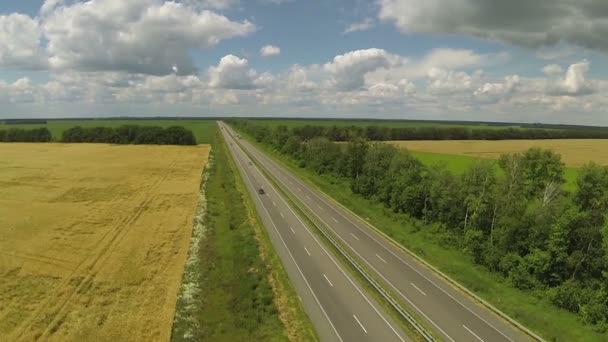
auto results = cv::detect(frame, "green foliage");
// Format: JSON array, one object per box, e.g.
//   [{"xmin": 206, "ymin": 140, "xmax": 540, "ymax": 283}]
[
  {"xmin": 232, "ymin": 119, "xmax": 608, "ymax": 335},
  {"xmin": 172, "ymin": 130, "xmax": 288, "ymax": 341},
  {"xmin": 0, "ymin": 127, "xmax": 51, "ymax": 142},
  {"xmin": 0, "ymin": 119, "xmax": 215, "ymax": 144},
  {"xmin": 61, "ymin": 125, "xmax": 196, "ymax": 145}
]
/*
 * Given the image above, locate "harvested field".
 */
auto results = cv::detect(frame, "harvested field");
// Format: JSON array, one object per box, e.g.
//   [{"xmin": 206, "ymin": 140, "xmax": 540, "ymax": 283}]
[
  {"xmin": 0, "ymin": 143, "xmax": 209, "ymax": 342},
  {"xmin": 389, "ymin": 139, "xmax": 608, "ymax": 167}
]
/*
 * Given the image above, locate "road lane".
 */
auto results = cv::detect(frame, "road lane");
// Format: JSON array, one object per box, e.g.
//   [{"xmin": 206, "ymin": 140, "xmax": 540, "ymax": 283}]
[
  {"xmin": 223, "ymin": 123, "xmax": 536, "ymax": 342},
  {"xmin": 220, "ymin": 124, "xmax": 409, "ymax": 342}
]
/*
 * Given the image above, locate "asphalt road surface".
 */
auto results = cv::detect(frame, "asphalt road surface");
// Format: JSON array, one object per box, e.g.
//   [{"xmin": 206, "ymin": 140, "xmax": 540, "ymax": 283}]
[
  {"xmin": 221, "ymin": 122, "xmax": 535, "ymax": 342},
  {"xmin": 220, "ymin": 123, "xmax": 410, "ymax": 342}
]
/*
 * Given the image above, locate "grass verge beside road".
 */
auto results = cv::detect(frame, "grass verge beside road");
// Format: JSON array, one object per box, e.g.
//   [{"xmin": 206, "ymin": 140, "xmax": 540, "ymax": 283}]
[
  {"xmin": 235, "ymin": 129, "xmax": 606, "ymax": 342},
  {"xmin": 171, "ymin": 129, "xmax": 316, "ymax": 341}
]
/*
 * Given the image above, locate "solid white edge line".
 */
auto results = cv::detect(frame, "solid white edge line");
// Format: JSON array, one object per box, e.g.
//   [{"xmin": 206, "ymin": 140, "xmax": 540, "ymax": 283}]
[
  {"xmin": 323, "ymin": 274, "xmax": 334, "ymax": 287},
  {"xmin": 463, "ymin": 325, "xmax": 485, "ymax": 342},
  {"xmin": 223, "ymin": 129, "xmax": 344, "ymax": 342},
  {"xmin": 353, "ymin": 314, "xmax": 368, "ymax": 334},
  {"xmin": 411, "ymin": 283, "xmax": 427, "ymax": 296}
]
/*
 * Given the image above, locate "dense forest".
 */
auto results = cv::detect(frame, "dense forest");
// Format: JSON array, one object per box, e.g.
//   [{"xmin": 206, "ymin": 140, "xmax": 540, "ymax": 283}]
[
  {"xmin": 232, "ymin": 120, "xmax": 608, "ymax": 141},
  {"xmin": 61, "ymin": 125, "xmax": 197, "ymax": 145},
  {"xmin": 0, "ymin": 128, "xmax": 52, "ymax": 142},
  {"xmin": 231, "ymin": 120, "xmax": 608, "ymax": 332}
]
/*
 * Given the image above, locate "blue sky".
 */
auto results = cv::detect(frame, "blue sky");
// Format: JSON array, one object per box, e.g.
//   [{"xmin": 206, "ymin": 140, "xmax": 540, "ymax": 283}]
[{"xmin": 1, "ymin": 0, "xmax": 607, "ymax": 124}]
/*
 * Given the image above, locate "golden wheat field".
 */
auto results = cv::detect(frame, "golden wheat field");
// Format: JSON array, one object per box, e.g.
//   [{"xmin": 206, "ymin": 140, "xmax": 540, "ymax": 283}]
[
  {"xmin": 0, "ymin": 143, "xmax": 209, "ymax": 342},
  {"xmin": 389, "ymin": 139, "xmax": 608, "ymax": 167}
]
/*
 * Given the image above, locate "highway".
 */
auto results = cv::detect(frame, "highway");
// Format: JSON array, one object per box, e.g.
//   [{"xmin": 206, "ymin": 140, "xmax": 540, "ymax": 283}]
[
  {"xmin": 220, "ymin": 123, "xmax": 409, "ymax": 342},
  {"xmin": 222, "ymin": 122, "xmax": 536, "ymax": 342}
]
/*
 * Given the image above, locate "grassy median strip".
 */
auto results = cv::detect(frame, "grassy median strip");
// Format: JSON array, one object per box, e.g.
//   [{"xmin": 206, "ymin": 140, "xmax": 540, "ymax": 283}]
[
  {"xmin": 234, "ymin": 128, "xmax": 607, "ymax": 342},
  {"xmin": 171, "ymin": 129, "xmax": 316, "ymax": 342},
  {"xmin": 235, "ymin": 133, "xmax": 432, "ymax": 341}
]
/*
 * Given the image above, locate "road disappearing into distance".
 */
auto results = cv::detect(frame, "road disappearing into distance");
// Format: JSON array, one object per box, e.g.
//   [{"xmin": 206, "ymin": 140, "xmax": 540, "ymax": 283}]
[
  {"xmin": 221, "ymin": 122, "xmax": 537, "ymax": 342},
  {"xmin": 220, "ymin": 123, "xmax": 409, "ymax": 342}
]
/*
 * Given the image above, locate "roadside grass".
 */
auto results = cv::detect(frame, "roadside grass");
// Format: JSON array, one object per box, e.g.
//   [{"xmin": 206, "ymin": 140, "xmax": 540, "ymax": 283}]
[
  {"xmin": 235, "ymin": 130, "xmax": 606, "ymax": 342},
  {"xmin": 411, "ymin": 151, "xmax": 579, "ymax": 192},
  {"xmin": 0, "ymin": 119, "xmax": 215, "ymax": 144},
  {"xmin": 171, "ymin": 128, "xmax": 315, "ymax": 342}
]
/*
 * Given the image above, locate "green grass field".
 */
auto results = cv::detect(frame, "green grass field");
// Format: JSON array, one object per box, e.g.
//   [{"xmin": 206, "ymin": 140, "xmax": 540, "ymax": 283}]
[
  {"xmin": 244, "ymin": 119, "xmax": 525, "ymax": 130},
  {"xmin": 411, "ymin": 151, "xmax": 579, "ymax": 192},
  {"xmin": 0, "ymin": 119, "xmax": 216, "ymax": 144}
]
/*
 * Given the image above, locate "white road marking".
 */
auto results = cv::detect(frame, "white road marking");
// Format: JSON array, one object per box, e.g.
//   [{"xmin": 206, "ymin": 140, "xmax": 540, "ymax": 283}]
[
  {"xmin": 350, "ymin": 233, "xmax": 359, "ymax": 241},
  {"xmin": 353, "ymin": 315, "xmax": 367, "ymax": 334},
  {"xmin": 332, "ymin": 217, "xmax": 339, "ymax": 223},
  {"xmin": 411, "ymin": 283, "xmax": 427, "ymax": 296},
  {"xmin": 272, "ymin": 201, "xmax": 276, "ymax": 207},
  {"xmin": 323, "ymin": 274, "xmax": 334, "ymax": 287},
  {"xmin": 298, "ymin": 187, "xmax": 302, "ymax": 192},
  {"xmin": 376, "ymin": 254, "xmax": 387, "ymax": 264},
  {"xmin": 463, "ymin": 325, "xmax": 485, "ymax": 342},
  {"xmin": 306, "ymin": 195, "xmax": 312, "ymax": 200},
  {"xmin": 290, "ymin": 227, "xmax": 295, "ymax": 234},
  {"xmin": 304, "ymin": 247, "xmax": 311, "ymax": 256},
  {"xmin": 280, "ymin": 212, "xmax": 284, "ymax": 219},
  {"xmin": 317, "ymin": 205, "xmax": 324, "ymax": 211}
]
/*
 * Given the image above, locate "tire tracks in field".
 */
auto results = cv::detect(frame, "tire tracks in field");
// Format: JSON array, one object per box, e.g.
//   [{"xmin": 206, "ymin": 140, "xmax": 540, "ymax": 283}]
[{"xmin": 13, "ymin": 160, "xmax": 178, "ymax": 341}]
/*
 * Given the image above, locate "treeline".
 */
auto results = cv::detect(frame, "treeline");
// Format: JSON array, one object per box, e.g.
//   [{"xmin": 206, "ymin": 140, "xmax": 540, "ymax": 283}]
[
  {"xmin": 0, "ymin": 128, "xmax": 52, "ymax": 142},
  {"xmin": 230, "ymin": 120, "xmax": 608, "ymax": 141},
  {"xmin": 2, "ymin": 119, "xmax": 48, "ymax": 125},
  {"xmin": 62, "ymin": 125, "xmax": 196, "ymax": 145},
  {"xmin": 233, "ymin": 120, "xmax": 608, "ymax": 332}
]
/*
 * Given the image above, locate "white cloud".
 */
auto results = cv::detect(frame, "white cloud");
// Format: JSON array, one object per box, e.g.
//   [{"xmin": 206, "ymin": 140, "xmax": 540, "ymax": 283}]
[
  {"xmin": 379, "ymin": 0, "xmax": 608, "ymax": 54},
  {"xmin": 542, "ymin": 64, "xmax": 563, "ymax": 76},
  {"xmin": 208, "ymin": 54, "xmax": 271, "ymax": 89},
  {"xmin": 474, "ymin": 75, "xmax": 520, "ymax": 97},
  {"xmin": 260, "ymin": 45, "xmax": 281, "ymax": 57},
  {"xmin": 426, "ymin": 67, "xmax": 482, "ymax": 94},
  {"xmin": 324, "ymin": 48, "xmax": 403, "ymax": 91},
  {"xmin": 547, "ymin": 60, "xmax": 593, "ymax": 96},
  {"xmin": 0, "ymin": 14, "xmax": 47, "ymax": 69},
  {"xmin": 177, "ymin": 0, "xmax": 240, "ymax": 10},
  {"xmin": 43, "ymin": 0, "xmax": 255, "ymax": 75},
  {"xmin": 343, "ymin": 18, "xmax": 375, "ymax": 34}
]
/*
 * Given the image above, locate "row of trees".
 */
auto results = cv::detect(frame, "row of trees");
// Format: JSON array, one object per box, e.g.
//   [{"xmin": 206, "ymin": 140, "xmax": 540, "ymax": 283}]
[
  {"xmin": 232, "ymin": 120, "xmax": 608, "ymax": 331},
  {"xmin": 0, "ymin": 128, "xmax": 52, "ymax": 142},
  {"xmin": 61, "ymin": 125, "xmax": 197, "ymax": 145},
  {"xmin": 231, "ymin": 120, "xmax": 608, "ymax": 141}
]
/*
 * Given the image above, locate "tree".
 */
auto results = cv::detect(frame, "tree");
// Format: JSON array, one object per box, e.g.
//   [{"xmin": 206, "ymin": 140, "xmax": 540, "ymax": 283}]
[{"xmin": 351, "ymin": 143, "xmax": 397, "ymax": 198}]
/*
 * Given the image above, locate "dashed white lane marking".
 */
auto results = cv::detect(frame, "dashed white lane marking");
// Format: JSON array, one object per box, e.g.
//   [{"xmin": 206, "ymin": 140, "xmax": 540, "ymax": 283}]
[
  {"xmin": 306, "ymin": 195, "xmax": 312, "ymax": 200},
  {"xmin": 280, "ymin": 212, "xmax": 285, "ymax": 219},
  {"xmin": 332, "ymin": 217, "xmax": 339, "ymax": 223},
  {"xmin": 350, "ymin": 233, "xmax": 359, "ymax": 241},
  {"xmin": 290, "ymin": 227, "xmax": 295, "ymax": 234},
  {"xmin": 317, "ymin": 205, "xmax": 324, "ymax": 211},
  {"xmin": 298, "ymin": 187, "xmax": 302, "ymax": 192},
  {"xmin": 272, "ymin": 201, "xmax": 276, "ymax": 207},
  {"xmin": 376, "ymin": 254, "xmax": 387, "ymax": 264},
  {"xmin": 353, "ymin": 315, "xmax": 367, "ymax": 334},
  {"xmin": 411, "ymin": 283, "xmax": 427, "ymax": 296},
  {"xmin": 323, "ymin": 274, "xmax": 334, "ymax": 287},
  {"xmin": 304, "ymin": 246, "xmax": 311, "ymax": 256},
  {"xmin": 463, "ymin": 325, "xmax": 485, "ymax": 342}
]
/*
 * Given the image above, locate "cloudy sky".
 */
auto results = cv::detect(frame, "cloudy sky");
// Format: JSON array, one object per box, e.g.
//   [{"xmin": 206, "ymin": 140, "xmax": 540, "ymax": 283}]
[{"xmin": 1, "ymin": 0, "xmax": 608, "ymax": 124}]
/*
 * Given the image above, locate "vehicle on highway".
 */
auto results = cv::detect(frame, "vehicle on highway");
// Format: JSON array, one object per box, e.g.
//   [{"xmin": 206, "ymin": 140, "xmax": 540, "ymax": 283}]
[{"xmin": 257, "ymin": 188, "xmax": 265, "ymax": 194}]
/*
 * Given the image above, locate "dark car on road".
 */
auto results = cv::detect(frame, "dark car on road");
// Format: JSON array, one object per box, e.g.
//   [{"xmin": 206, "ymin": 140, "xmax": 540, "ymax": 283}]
[{"xmin": 257, "ymin": 188, "xmax": 265, "ymax": 194}]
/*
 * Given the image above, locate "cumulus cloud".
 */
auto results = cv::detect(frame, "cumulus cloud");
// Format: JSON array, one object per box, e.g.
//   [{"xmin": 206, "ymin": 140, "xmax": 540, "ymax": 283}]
[
  {"xmin": 324, "ymin": 48, "xmax": 403, "ymax": 91},
  {"xmin": 260, "ymin": 45, "xmax": 281, "ymax": 57},
  {"xmin": 343, "ymin": 18, "xmax": 375, "ymax": 34},
  {"xmin": 208, "ymin": 55, "xmax": 271, "ymax": 89},
  {"xmin": 379, "ymin": 0, "xmax": 608, "ymax": 54},
  {"xmin": 542, "ymin": 64, "xmax": 563, "ymax": 76},
  {"xmin": 547, "ymin": 60, "xmax": 593, "ymax": 96},
  {"xmin": 42, "ymin": 0, "xmax": 255, "ymax": 75},
  {"xmin": 475, "ymin": 75, "xmax": 520, "ymax": 97},
  {"xmin": 426, "ymin": 67, "xmax": 482, "ymax": 94},
  {"xmin": 0, "ymin": 14, "xmax": 47, "ymax": 69}
]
